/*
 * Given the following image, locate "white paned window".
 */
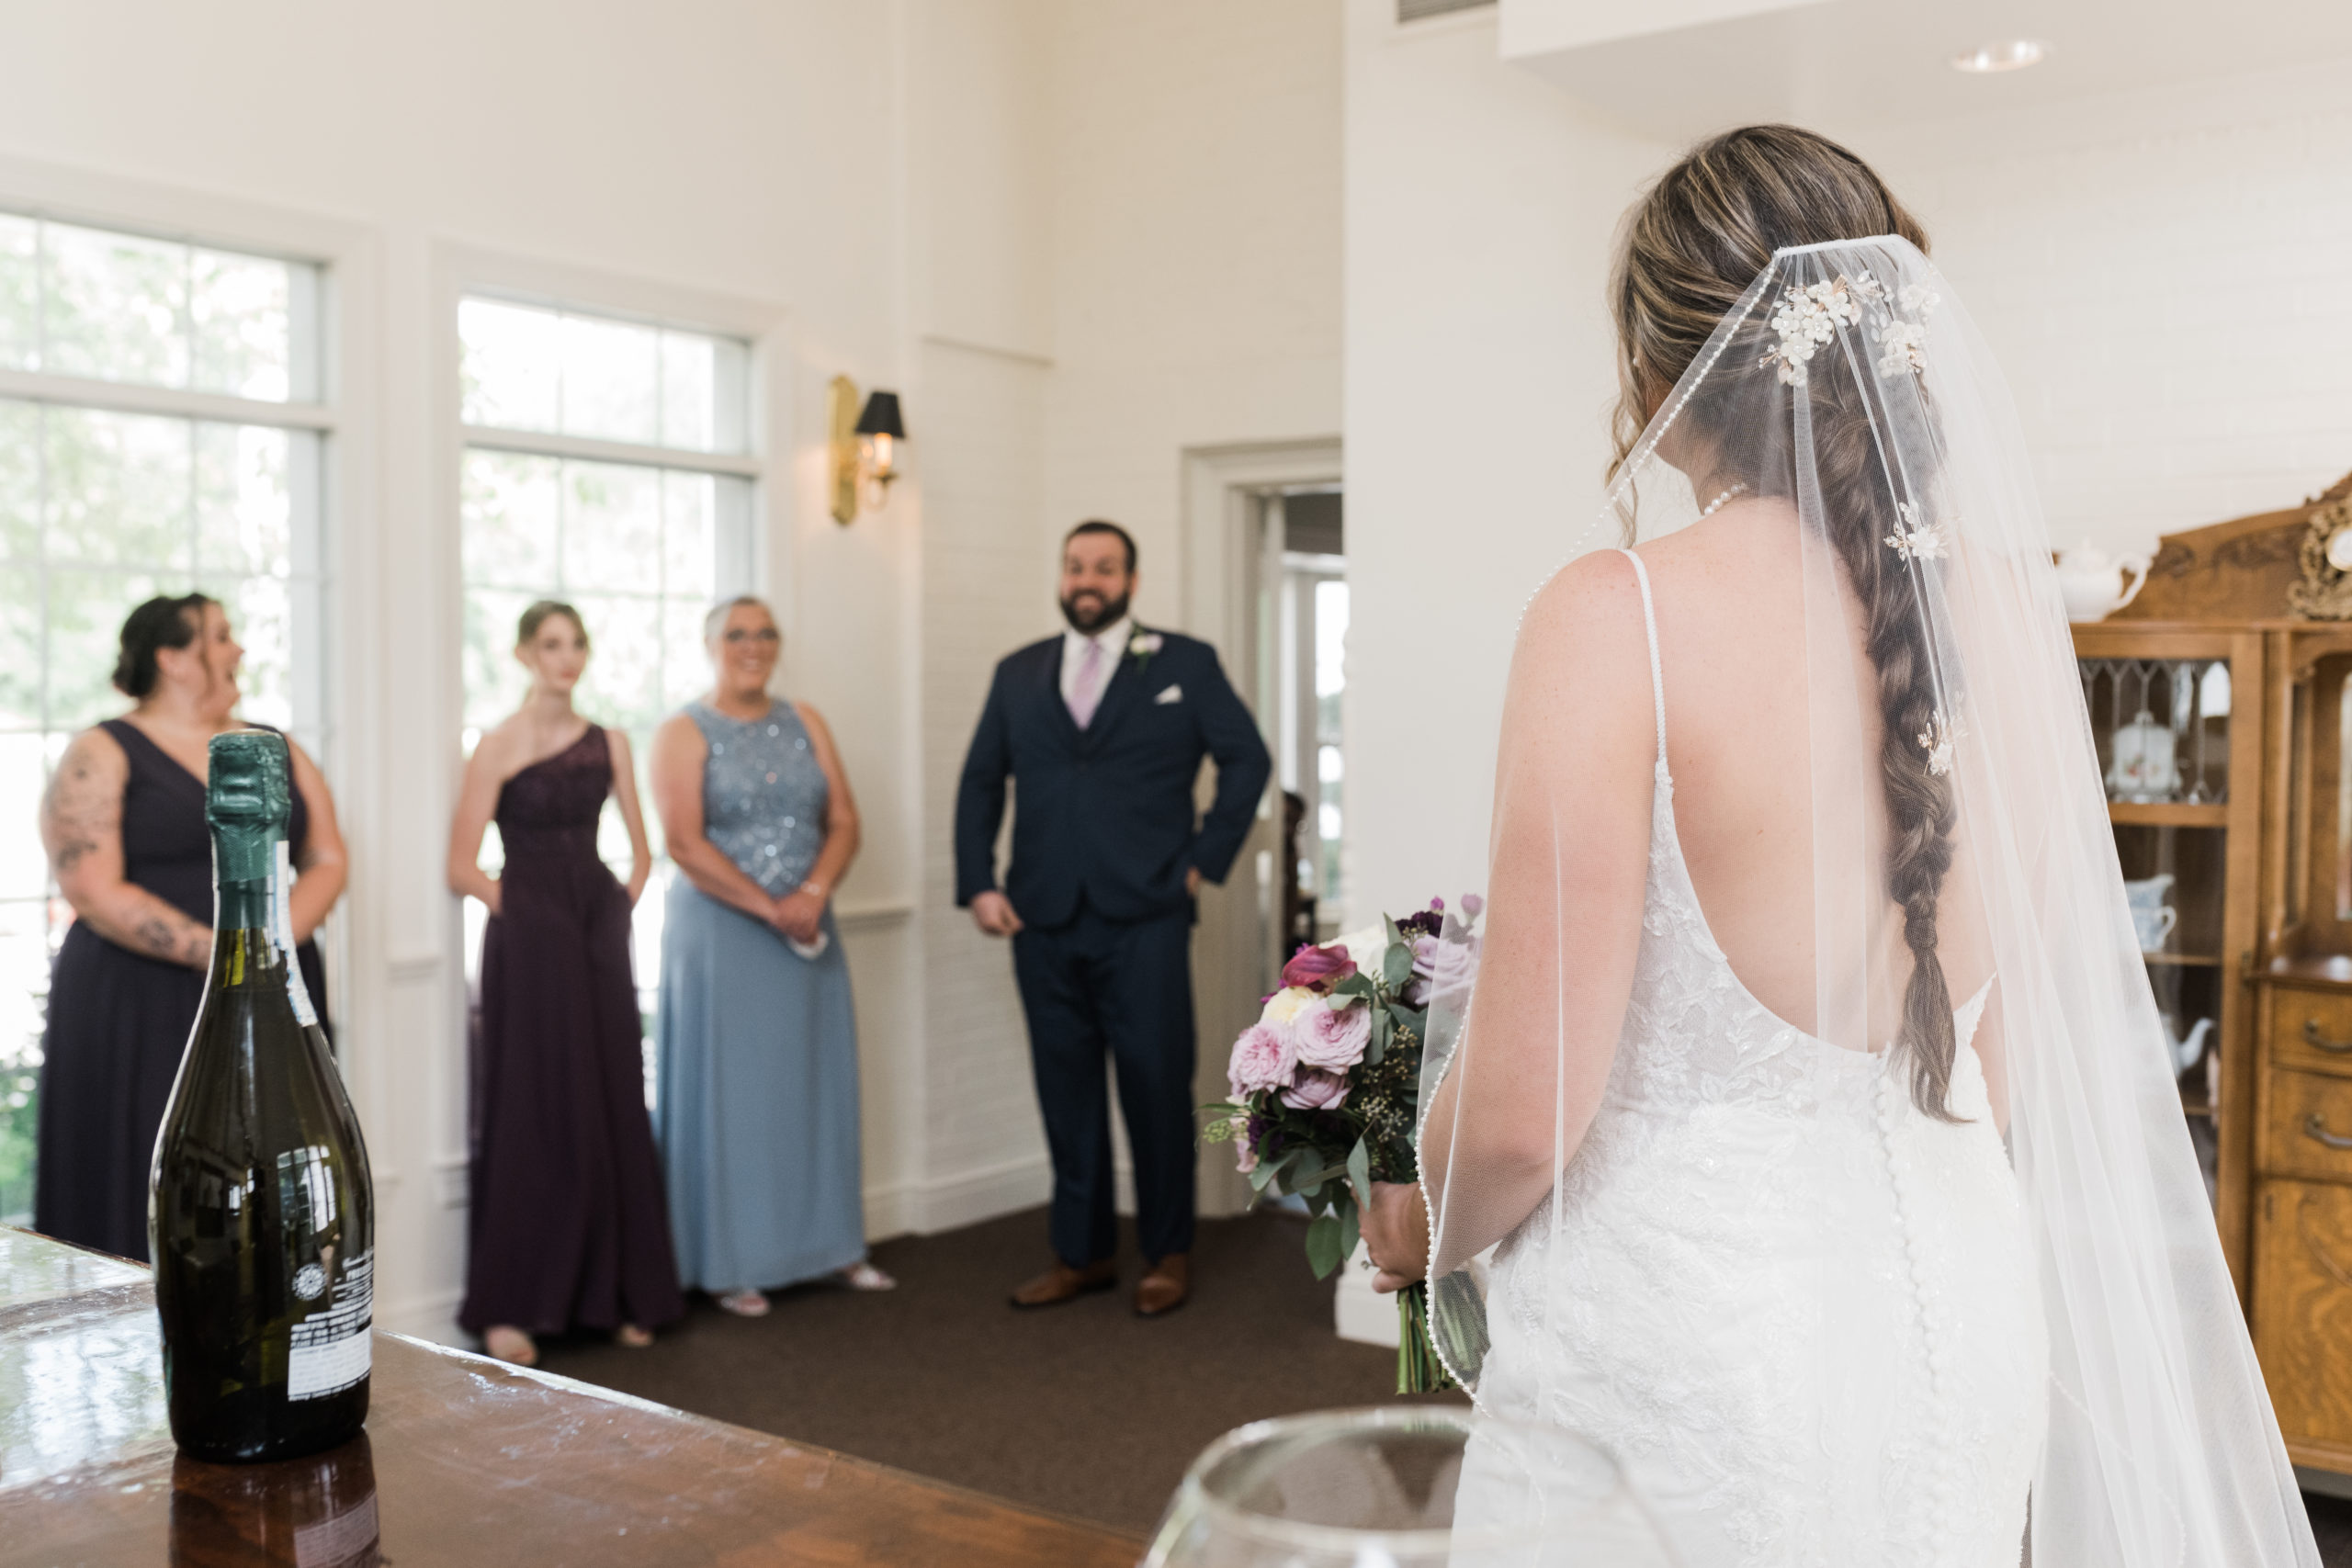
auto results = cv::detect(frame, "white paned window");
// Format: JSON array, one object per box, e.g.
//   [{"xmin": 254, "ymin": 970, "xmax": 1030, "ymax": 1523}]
[
  {"xmin": 457, "ymin": 296, "xmax": 755, "ymax": 1031},
  {"xmin": 0, "ymin": 212, "xmax": 332, "ymax": 1224}
]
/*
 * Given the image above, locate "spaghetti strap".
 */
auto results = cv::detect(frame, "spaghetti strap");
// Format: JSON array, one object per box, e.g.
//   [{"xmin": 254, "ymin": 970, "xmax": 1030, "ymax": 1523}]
[{"xmin": 1617, "ymin": 547, "xmax": 1667, "ymax": 765}]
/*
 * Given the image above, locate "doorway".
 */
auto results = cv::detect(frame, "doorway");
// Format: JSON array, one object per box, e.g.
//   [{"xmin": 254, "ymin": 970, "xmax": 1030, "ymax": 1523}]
[
  {"xmin": 1179, "ymin": 439, "xmax": 1343, "ymax": 1217},
  {"xmin": 1271, "ymin": 490, "xmax": 1346, "ymax": 952}
]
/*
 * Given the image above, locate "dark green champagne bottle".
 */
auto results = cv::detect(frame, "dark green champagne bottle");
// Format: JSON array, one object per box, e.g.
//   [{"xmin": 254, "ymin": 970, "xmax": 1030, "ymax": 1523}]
[{"xmin": 152, "ymin": 729, "xmax": 374, "ymax": 1462}]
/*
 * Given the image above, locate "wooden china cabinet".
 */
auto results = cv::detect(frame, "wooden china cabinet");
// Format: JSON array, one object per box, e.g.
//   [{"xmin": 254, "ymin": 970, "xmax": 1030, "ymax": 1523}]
[{"xmin": 2083, "ymin": 471, "xmax": 2352, "ymax": 1475}]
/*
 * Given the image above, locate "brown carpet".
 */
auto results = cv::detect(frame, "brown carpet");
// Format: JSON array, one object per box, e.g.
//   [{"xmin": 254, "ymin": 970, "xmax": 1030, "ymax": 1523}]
[
  {"xmin": 533, "ymin": 1205, "xmax": 1459, "ymax": 1534},
  {"xmin": 533, "ymin": 1203, "xmax": 2352, "ymax": 1551}
]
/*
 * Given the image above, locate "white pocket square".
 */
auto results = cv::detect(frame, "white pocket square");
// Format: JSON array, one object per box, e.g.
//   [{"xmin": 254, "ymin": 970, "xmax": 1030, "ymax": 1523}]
[{"xmin": 1155, "ymin": 683, "xmax": 1183, "ymax": 705}]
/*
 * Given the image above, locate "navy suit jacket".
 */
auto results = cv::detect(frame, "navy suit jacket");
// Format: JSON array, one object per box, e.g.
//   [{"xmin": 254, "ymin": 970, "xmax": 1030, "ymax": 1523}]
[{"xmin": 955, "ymin": 628, "xmax": 1272, "ymax": 930}]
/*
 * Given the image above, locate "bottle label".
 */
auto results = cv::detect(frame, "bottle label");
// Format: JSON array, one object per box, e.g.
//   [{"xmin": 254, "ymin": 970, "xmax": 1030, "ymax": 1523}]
[
  {"xmin": 288, "ymin": 1247, "xmax": 372, "ymax": 1400},
  {"xmin": 277, "ymin": 840, "xmax": 320, "ymax": 1029}
]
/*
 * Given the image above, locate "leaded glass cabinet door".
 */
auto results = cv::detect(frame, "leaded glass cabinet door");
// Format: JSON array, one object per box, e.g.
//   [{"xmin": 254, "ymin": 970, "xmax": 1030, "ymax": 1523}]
[{"xmin": 2073, "ymin": 623, "xmax": 2264, "ymax": 1294}]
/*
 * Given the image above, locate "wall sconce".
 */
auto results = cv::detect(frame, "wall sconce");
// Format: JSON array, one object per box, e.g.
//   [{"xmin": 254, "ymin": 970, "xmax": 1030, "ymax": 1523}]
[
  {"xmin": 855, "ymin": 390, "xmax": 905, "ymax": 511},
  {"xmin": 826, "ymin": 375, "xmax": 909, "ymax": 525}
]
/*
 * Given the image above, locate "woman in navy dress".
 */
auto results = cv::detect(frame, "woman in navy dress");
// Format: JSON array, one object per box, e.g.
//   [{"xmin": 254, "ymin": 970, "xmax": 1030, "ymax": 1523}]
[
  {"xmin": 650, "ymin": 595, "xmax": 890, "ymax": 1315},
  {"xmin": 447, "ymin": 601, "xmax": 684, "ymax": 1365},
  {"xmin": 37, "ymin": 593, "xmax": 347, "ymax": 1260}
]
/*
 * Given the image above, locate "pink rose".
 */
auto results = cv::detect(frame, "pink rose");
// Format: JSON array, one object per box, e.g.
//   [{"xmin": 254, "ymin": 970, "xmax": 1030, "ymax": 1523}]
[
  {"xmin": 1408, "ymin": 933, "xmax": 1479, "ymax": 1008},
  {"xmin": 1279, "ymin": 1068, "xmax": 1351, "ymax": 1111},
  {"xmin": 1227, "ymin": 1021, "xmax": 1299, "ymax": 1098},
  {"xmin": 1281, "ymin": 942, "xmax": 1358, "ymax": 993},
  {"xmin": 1297, "ymin": 998, "xmax": 1372, "ymax": 1072},
  {"xmin": 1404, "ymin": 934, "xmax": 1441, "ymax": 1006}
]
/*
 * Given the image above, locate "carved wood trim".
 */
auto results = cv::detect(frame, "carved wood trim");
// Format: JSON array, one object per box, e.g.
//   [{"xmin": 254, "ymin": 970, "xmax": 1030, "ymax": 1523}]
[{"xmin": 2113, "ymin": 470, "xmax": 2352, "ymax": 623}]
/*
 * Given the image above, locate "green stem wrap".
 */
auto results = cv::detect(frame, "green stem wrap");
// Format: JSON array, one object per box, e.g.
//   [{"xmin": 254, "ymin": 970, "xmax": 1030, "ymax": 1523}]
[{"xmin": 1395, "ymin": 1280, "xmax": 1457, "ymax": 1394}]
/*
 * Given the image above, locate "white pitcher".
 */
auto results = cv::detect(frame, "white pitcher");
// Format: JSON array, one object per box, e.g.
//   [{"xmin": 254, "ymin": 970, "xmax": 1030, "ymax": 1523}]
[
  {"xmin": 2122, "ymin": 873, "xmax": 2177, "ymax": 952},
  {"xmin": 2056, "ymin": 541, "xmax": 2151, "ymax": 623}
]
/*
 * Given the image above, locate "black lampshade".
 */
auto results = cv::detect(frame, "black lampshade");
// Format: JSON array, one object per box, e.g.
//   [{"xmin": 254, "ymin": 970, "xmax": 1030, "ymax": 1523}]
[{"xmin": 854, "ymin": 390, "xmax": 906, "ymax": 441}]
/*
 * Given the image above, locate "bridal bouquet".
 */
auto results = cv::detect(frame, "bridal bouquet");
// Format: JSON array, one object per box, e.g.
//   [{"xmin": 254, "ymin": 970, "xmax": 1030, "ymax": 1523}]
[{"xmin": 1202, "ymin": 897, "xmax": 1479, "ymax": 1393}]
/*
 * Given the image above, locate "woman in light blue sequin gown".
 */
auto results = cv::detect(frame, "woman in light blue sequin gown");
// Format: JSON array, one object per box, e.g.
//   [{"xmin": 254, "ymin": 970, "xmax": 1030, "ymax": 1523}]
[{"xmin": 649, "ymin": 596, "xmax": 892, "ymax": 1314}]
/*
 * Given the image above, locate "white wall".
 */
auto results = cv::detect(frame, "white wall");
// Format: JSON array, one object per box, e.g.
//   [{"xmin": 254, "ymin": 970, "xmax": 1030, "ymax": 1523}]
[
  {"xmin": 1850, "ymin": 62, "xmax": 2352, "ymax": 556},
  {"xmin": 1343, "ymin": 6, "xmax": 2352, "ymax": 919},
  {"xmin": 1044, "ymin": 0, "xmax": 1345, "ymax": 628},
  {"xmin": 1343, "ymin": 0, "xmax": 1666, "ymax": 919}
]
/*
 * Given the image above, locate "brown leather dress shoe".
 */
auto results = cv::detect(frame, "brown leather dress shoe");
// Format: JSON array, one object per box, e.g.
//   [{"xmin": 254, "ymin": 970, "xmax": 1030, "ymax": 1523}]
[
  {"xmin": 1135, "ymin": 1253, "xmax": 1189, "ymax": 1317},
  {"xmin": 1009, "ymin": 1258, "xmax": 1117, "ymax": 1309}
]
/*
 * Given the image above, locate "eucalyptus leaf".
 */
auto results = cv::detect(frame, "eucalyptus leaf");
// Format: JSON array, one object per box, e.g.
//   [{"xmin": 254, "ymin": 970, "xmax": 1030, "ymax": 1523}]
[
  {"xmin": 1346, "ymin": 1137, "xmax": 1373, "ymax": 1211},
  {"xmin": 1382, "ymin": 939, "xmax": 1413, "ymax": 992},
  {"xmin": 1306, "ymin": 1213, "xmax": 1345, "ymax": 1280},
  {"xmin": 1340, "ymin": 1201, "xmax": 1362, "ymax": 1264}
]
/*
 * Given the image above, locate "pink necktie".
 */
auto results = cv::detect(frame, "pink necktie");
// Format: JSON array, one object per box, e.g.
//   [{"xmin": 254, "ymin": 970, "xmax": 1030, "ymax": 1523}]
[{"xmin": 1069, "ymin": 637, "xmax": 1107, "ymax": 729}]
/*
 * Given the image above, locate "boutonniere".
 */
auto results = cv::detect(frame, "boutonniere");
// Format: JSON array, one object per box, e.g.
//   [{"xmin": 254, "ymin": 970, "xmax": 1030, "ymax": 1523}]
[{"xmin": 1127, "ymin": 627, "xmax": 1163, "ymax": 676}]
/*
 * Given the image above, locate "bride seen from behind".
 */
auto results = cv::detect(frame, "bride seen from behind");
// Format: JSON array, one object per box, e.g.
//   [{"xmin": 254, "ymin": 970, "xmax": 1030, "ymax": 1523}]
[{"xmin": 1362, "ymin": 126, "xmax": 2321, "ymax": 1564}]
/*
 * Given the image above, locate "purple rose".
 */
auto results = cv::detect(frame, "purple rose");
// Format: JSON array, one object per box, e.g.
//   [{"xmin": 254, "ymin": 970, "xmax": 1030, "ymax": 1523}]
[
  {"xmin": 1228, "ymin": 1021, "xmax": 1300, "ymax": 1098},
  {"xmin": 1297, "ymin": 998, "xmax": 1372, "ymax": 1072},
  {"xmin": 1281, "ymin": 942, "xmax": 1358, "ymax": 993},
  {"xmin": 1279, "ymin": 1067, "xmax": 1351, "ymax": 1111}
]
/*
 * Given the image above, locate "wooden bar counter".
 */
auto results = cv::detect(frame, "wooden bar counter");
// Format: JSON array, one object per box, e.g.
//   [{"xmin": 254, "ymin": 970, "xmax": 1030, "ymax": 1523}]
[{"xmin": 1, "ymin": 1228, "xmax": 1144, "ymax": 1566}]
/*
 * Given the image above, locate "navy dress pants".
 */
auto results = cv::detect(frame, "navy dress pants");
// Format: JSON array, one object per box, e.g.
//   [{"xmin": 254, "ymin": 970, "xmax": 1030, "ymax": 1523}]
[{"xmin": 1012, "ymin": 900, "xmax": 1197, "ymax": 1267}]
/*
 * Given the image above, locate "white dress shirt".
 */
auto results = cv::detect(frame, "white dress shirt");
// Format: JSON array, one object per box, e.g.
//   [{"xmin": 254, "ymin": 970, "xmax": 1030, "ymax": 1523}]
[{"xmin": 1059, "ymin": 615, "xmax": 1132, "ymax": 713}]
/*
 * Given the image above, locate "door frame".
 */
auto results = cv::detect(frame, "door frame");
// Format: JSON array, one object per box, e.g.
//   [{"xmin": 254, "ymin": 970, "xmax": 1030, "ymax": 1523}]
[{"xmin": 1181, "ymin": 437, "xmax": 1343, "ymax": 1216}]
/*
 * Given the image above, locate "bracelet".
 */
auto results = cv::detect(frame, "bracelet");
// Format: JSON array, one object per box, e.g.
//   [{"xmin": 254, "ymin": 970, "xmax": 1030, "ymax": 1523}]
[{"xmin": 797, "ymin": 879, "xmax": 829, "ymax": 899}]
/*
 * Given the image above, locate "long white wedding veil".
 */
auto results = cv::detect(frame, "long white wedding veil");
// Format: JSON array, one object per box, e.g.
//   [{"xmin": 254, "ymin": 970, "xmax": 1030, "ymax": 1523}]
[{"xmin": 1415, "ymin": 233, "xmax": 2321, "ymax": 1563}]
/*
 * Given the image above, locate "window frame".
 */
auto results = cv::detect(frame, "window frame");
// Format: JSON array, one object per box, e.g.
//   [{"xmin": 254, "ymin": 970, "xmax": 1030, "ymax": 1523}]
[
  {"xmin": 0, "ymin": 220, "xmax": 338, "ymax": 756},
  {"xmin": 0, "ymin": 155, "xmax": 378, "ymax": 1222},
  {"xmin": 432, "ymin": 244, "xmax": 792, "ymax": 1144}
]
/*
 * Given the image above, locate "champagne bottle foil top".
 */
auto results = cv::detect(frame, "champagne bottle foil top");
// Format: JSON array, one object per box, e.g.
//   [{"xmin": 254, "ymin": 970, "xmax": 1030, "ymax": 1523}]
[{"xmin": 205, "ymin": 730, "xmax": 293, "ymax": 885}]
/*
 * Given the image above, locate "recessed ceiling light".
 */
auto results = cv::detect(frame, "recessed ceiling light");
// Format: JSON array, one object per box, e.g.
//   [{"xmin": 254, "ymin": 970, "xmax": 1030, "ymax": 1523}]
[{"xmin": 1951, "ymin": 39, "xmax": 2047, "ymax": 73}]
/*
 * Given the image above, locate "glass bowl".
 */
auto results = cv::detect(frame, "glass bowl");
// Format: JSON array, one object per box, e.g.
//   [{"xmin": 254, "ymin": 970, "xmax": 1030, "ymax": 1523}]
[{"xmin": 1143, "ymin": 1405, "xmax": 1678, "ymax": 1567}]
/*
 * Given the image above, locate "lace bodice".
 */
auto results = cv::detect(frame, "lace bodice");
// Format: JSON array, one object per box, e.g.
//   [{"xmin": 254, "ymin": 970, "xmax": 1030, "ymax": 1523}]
[
  {"xmin": 688, "ymin": 700, "xmax": 829, "ymax": 896},
  {"xmin": 1464, "ymin": 550, "xmax": 2046, "ymax": 1568}
]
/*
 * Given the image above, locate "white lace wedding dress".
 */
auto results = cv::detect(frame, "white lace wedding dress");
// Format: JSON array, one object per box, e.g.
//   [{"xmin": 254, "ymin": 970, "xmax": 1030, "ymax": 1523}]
[{"xmin": 1469, "ymin": 553, "xmax": 2048, "ymax": 1567}]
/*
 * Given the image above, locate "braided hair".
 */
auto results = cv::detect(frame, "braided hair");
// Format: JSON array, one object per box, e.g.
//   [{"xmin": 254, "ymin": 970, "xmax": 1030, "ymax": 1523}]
[{"xmin": 1609, "ymin": 125, "xmax": 1962, "ymax": 1121}]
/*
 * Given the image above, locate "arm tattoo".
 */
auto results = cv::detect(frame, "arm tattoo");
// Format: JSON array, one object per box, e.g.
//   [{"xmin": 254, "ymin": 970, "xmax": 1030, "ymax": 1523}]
[
  {"xmin": 53, "ymin": 838, "xmax": 100, "ymax": 873},
  {"xmin": 134, "ymin": 918, "xmax": 182, "ymax": 960}
]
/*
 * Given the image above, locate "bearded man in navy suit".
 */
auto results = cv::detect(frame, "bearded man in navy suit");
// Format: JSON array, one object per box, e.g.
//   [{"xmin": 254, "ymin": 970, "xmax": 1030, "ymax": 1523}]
[{"xmin": 956, "ymin": 520, "xmax": 1271, "ymax": 1317}]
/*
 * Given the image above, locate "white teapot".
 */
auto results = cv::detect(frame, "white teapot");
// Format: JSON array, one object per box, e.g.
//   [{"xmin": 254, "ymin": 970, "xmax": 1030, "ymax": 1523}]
[
  {"xmin": 2164, "ymin": 1016, "xmax": 2215, "ymax": 1076},
  {"xmin": 2055, "ymin": 541, "xmax": 2151, "ymax": 622}
]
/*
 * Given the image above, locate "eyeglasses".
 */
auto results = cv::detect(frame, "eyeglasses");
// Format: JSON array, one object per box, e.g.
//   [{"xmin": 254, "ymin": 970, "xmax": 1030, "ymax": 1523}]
[{"xmin": 720, "ymin": 627, "xmax": 781, "ymax": 645}]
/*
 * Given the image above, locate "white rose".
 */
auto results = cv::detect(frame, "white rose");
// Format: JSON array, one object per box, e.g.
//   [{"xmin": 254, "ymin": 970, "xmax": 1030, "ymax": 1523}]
[
  {"xmin": 1335, "ymin": 924, "xmax": 1389, "ymax": 972},
  {"xmin": 1261, "ymin": 986, "xmax": 1318, "ymax": 1026}
]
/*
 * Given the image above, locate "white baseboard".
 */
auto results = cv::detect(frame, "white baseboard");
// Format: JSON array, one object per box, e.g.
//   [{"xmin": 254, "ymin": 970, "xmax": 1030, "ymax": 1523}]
[
  {"xmin": 1334, "ymin": 1240, "xmax": 1400, "ymax": 1348},
  {"xmin": 380, "ymin": 1286, "xmax": 469, "ymax": 1347},
  {"xmin": 864, "ymin": 1154, "xmax": 1053, "ymax": 1241}
]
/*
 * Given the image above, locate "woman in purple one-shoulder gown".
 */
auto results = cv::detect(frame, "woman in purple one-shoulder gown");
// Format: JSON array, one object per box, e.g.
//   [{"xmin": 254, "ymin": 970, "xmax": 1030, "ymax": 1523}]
[{"xmin": 447, "ymin": 601, "xmax": 683, "ymax": 1365}]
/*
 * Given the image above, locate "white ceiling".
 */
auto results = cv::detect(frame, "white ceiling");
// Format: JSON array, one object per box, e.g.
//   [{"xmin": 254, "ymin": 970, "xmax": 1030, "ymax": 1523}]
[{"xmin": 1498, "ymin": 0, "xmax": 2352, "ymax": 141}]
